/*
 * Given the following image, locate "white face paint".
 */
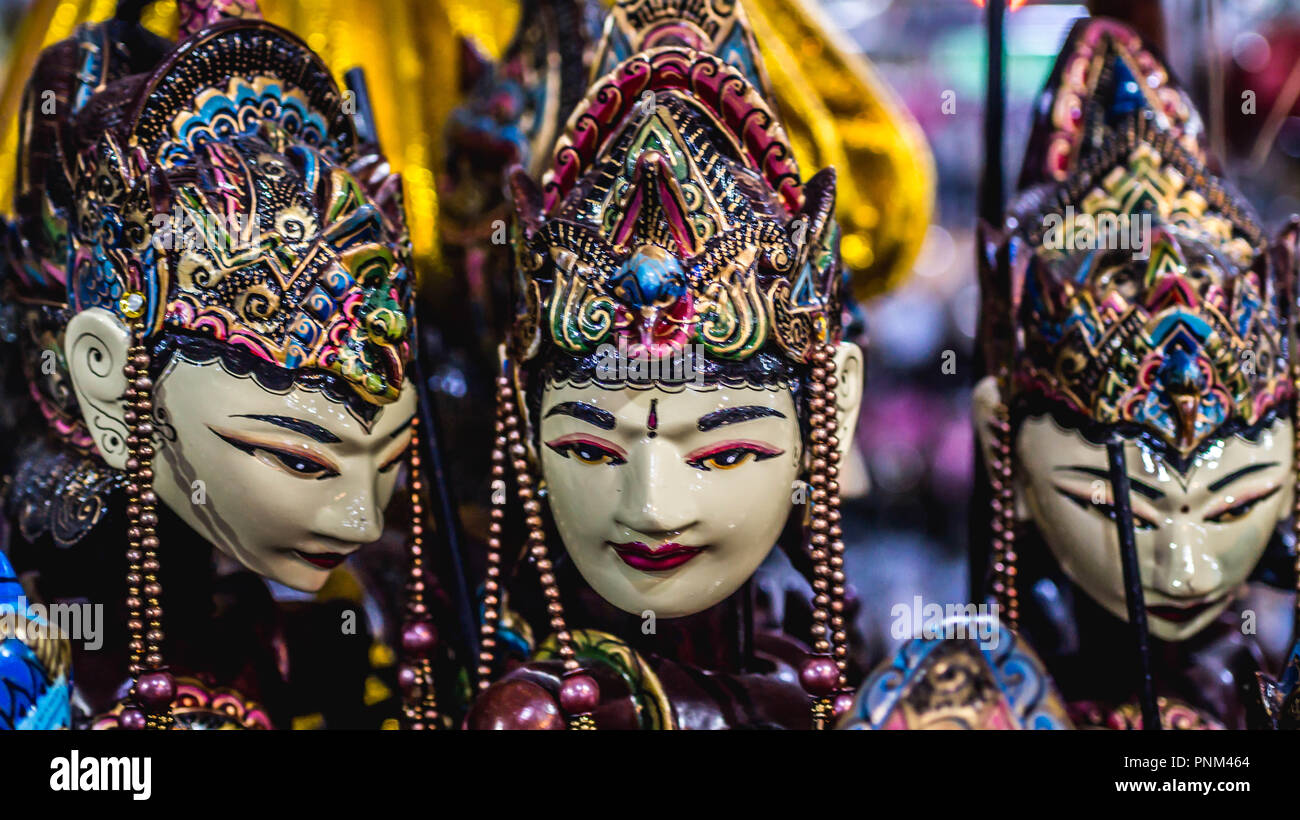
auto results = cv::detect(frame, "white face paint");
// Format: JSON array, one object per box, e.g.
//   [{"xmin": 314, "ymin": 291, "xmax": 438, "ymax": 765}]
[
  {"xmin": 538, "ymin": 380, "xmax": 803, "ymax": 618},
  {"xmin": 151, "ymin": 359, "xmax": 416, "ymax": 592},
  {"xmin": 1016, "ymin": 415, "xmax": 1293, "ymax": 641}
]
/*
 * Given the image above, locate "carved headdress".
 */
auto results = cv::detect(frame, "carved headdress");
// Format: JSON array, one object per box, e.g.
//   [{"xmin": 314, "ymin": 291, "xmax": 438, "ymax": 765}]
[
  {"xmin": 506, "ymin": 0, "xmax": 845, "ymax": 369},
  {"xmin": 980, "ymin": 18, "xmax": 1294, "ymax": 464}
]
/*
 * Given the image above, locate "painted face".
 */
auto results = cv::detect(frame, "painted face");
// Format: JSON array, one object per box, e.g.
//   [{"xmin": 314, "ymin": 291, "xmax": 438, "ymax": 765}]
[
  {"xmin": 539, "ymin": 380, "xmax": 803, "ymax": 618},
  {"xmin": 151, "ymin": 358, "xmax": 416, "ymax": 592},
  {"xmin": 1017, "ymin": 415, "xmax": 1293, "ymax": 641}
]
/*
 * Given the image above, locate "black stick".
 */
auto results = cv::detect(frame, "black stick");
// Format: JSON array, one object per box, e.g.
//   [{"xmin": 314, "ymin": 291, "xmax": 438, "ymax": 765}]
[
  {"xmin": 411, "ymin": 320, "xmax": 480, "ymax": 670},
  {"xmin": 1106, "ymin": 436, "xmax": 1160, "ymax": 730},
  {"xmin": 978, "ymin": 0, "xmax": 1006, "ymax": 225}
]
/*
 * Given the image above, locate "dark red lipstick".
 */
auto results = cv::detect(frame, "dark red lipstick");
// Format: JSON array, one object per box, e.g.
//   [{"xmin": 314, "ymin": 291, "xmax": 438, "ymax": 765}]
[
  {"xmin": 292, "ymin": 550, "xmax": 350, "ymax": 570},
  {"xmin": 610, "ymin": 541, "xmax": 704, "ymax": 571},
  {"xmin": 1147, "ymin": 597, "xmax": 1222, "ymax": 624}
]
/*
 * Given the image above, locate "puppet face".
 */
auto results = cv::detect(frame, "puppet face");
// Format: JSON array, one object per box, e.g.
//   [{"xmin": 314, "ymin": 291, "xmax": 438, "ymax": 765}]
[
  {"xmin": 1017, "ymin": 415, "xmax": 1292, "ymax": 641},
  {"xmin": 539, "ymin": 380, "xmax": 803, "ymax": 618},
  {"xmin": 152, "ymin": 359, "xmax": 416, "ymax": 591}
]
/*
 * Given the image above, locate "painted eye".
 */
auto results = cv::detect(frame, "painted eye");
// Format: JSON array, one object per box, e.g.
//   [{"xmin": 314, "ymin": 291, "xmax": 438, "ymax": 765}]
[
  {"xmin": 1205, "ymin": 487, "xmax": 1280, "ymax": 524},
  {"xmin": 545, "ymin": 439, "xmax": 626, "ymax": 466},
  {"xmin": 378, "ymin": 452, "xmax": 404, "ymax": 474},
  {"xmin": 1055, "ymin": 488, "xmax": 1158, "ymax": 531},
  {"xmin": 686, "ymin": 444, "xmax": 782, "ymax": 472},
  {"xmin": 694, "ymin": 448, "xmax": 756, "ymax": 471},
  {"xmin": 210, "ymin": 428, "xmax": 340, "ymax": 480},
  {"xmin": 258, "ymin": 446, "xmax": 339, "ymax": 479}
]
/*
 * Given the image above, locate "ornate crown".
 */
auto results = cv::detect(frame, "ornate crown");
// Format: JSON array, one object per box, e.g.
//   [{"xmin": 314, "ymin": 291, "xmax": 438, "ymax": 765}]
[
  {"xmin": 505, "ymin": 0, "xmax": 844, "ymax": 367},
  {"xmin": 4, "ymin": 14, "xmax": 413, "ymax": 455},
  {"xmin": 980, "ymin": 18, "xmax": 1296, "ymax": 459}
]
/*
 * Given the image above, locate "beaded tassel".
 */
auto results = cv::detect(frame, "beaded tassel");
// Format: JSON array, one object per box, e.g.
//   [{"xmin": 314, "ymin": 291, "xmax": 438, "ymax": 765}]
[
  {"xmin": 119, "ymin": 315, "xmax": 174, "ymax": 730},
  {"xmin": 987, "ymin": 377, "xmax": 1019, "ymax": 629},
  {"xmin": 476, "ymin": 374, "xmax": 510, "ymax": 690},
  {"xmin": 800, "ymin": 342, "xmax": 852, "ymax": 728},
  {"xmin": 479, "ymin": 366, "xmax": 599, "ymax": 728},
  {"xmin": 400, "ymin": 418, "xmax": 439, "ymax": 729}
]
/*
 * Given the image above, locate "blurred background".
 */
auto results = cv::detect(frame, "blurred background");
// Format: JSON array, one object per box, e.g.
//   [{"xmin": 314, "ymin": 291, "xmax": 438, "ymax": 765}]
[{"xmin": 3, "ymin": 0, "xmax": 1300, "ymax": 665}]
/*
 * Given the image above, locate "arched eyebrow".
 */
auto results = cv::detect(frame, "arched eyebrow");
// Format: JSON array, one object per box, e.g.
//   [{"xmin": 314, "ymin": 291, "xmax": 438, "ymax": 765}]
[
  {"xmin": 1207, "ymin": 462, "xmax": 1278, "ymax": 492},
  {"xmin": 232, "ymin": 414, "xmax": 340, "ymax": 443},
  {"xmin": 544, "ymin": 401, "xmax": 616, "ymax": 430},
  {"xmin": 697, "ymin": 406, "xmax": 787, "ymax": 432},
  {"xmin": 1054, "ymin": 465, "xmax": 1164, "ymax": 500}
]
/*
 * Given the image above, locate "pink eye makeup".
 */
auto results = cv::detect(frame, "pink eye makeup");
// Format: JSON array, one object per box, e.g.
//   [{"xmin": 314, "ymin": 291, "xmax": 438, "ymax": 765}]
[
  {"xmin": 685, "ymin": 440, "xmax": 784, "ymax": 472},
  {"xmin": 544, "ymin": 434, "xmax": 628, "ymax": 466}
]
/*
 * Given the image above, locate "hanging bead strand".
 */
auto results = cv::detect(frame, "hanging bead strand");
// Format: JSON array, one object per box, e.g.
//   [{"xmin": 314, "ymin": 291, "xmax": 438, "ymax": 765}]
[
  {"xmin": 400, "ymin": 417, "xmax": 439, "ymax": 729},
  {"xmin": 801, "ymin": 342, "xmax": 846, "ymax": 729},
  {"xmin": 987, "ymin": 377, "xmax": 1018, "ymax": 628},
  {"xmin": 476, "ymin": 374, "xmax": 512, "ymax": 691},
  {"xmin": 119, "ymin": 314, "xmax": 174, "ymax": 730}
]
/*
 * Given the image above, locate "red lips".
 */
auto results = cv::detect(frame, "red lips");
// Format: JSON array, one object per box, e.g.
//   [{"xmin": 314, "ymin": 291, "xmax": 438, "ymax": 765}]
[
  {"xmin": 293, "ymin": 550, "xmax": 349, "ymax": 570},
  {"xmin": 610, "ymin": 541, "xmax": 704, "ymax": 571},
  {"xmin": 1147, "ymin": 598, "xmax": 1222, "ymax": 624}
]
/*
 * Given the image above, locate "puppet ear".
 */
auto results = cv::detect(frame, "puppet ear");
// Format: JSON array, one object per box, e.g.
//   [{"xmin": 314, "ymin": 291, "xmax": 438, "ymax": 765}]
[{"xmin": 507, "ymin": 166, "xmax": 545, "ymax": 239}]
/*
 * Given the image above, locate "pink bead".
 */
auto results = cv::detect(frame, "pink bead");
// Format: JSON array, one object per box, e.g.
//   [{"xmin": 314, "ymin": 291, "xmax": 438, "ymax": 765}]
[
  {"xmin": 833, "ymin": 691, "xmax": 855, "ymax": 718},
  {"xmin": 401, "ymin": 620, "xmax": 437, "ymax": 656},
  {"xmin": 558, "ymin": 673, "xmax": 600, "ymax": 715},
  {"xmin": 800, "ymin": 656, "xmax": 839, "ymax": 697},
  {"xmin": 397, "ymin": 664, "xmax": 419, "ymax": 692}
]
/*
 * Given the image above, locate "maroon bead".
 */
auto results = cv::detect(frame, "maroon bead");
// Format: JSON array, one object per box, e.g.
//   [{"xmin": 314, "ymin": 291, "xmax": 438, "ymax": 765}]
[
  {"xmin": 465, "ymin": 679, "xmax": 564, "ymax": 731},
  {"xmin": 136, "ymin": 670, "xmax": 175, "ymax": 708},
  {"xmin": 118, "ymin": 706, "xmax": 147, "ymax": 731},
  {"xmin": 401, "ymin": 620, "xmax": 437, "ymax": 656},
  {"xmin": 799, "ymin": 656, "xmax": 839, "ymax": 697},
  {"xmin": 558, "ymin": 673, "xmax": 600, "ymax": 715}
]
